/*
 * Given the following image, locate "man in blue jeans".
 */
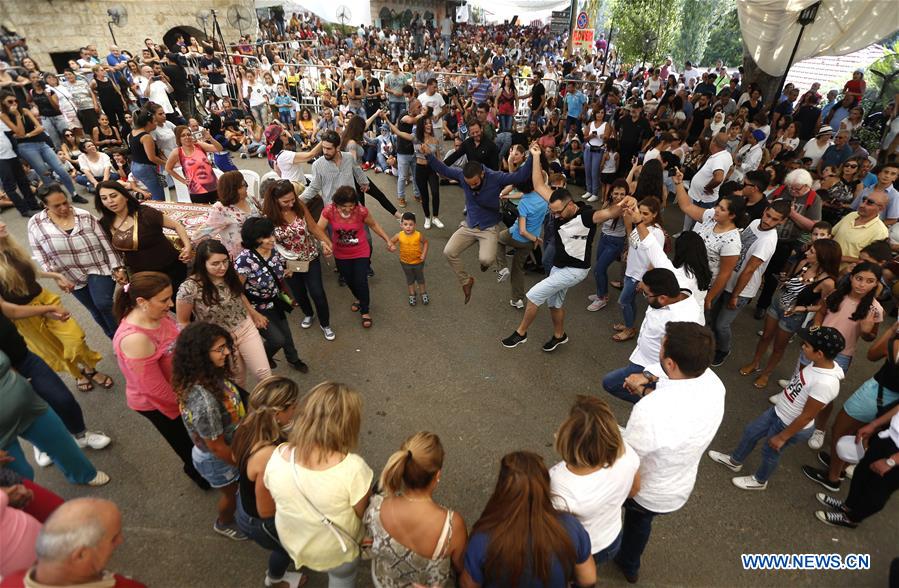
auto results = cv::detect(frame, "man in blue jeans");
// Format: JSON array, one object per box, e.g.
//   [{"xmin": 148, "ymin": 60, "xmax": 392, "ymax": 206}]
[
  {"xmin": 613, "ymin": 322, "xmax": 726, "ymax": 583},
  {"xmin": 603, "ymin": 268, "xmax": 702, "ymax": 403},
  {"xmin": 708, "ymin": 200, "xmax": 790, "ymax": 366}
]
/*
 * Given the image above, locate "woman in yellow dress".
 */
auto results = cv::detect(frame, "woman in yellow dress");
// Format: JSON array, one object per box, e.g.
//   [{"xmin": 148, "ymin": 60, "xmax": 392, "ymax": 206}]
[{"xmin": 0, "ymin": 221, "xmax": 113, "ymax": 392}]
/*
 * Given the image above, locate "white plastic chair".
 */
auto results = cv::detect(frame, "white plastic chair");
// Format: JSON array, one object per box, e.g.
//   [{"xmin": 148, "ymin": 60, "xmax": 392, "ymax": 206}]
[
  {"xmin": 261, "ymin": 170, "xmax": 279, "ymax": 185},
  {"xmin": 172, "ymin": 167, "xmax": 192, "ymax": 203},
  {"xmin": 240, "ymin": 169, "xmax": 261, "ymax": 201}
]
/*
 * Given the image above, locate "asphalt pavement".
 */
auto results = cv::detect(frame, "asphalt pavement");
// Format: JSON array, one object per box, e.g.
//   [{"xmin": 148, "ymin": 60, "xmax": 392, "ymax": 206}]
[{"xmin": 9, "ymin": 159, "xmax": 896, "ymax": 587}]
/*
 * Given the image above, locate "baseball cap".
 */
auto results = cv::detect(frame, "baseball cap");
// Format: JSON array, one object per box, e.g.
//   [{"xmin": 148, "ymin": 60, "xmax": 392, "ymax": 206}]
[
  {"xmin": 798, "ymin": 326, "xmax": 845, "ymax": 360},
  {"xmin": 815, "ymin": 125, "xmax": 834, "ymax": 137}
]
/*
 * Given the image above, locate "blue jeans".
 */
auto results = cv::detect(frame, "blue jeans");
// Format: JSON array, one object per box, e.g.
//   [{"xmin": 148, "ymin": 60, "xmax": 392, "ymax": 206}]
[
  {"xmin": 709, "ymin": 291, "xmax": 751, "ymax": 355},
  {"xmin": 603, "ymin": 362, "xmax": 645, "ymax": 404},
  {"xmin": 76, "ymin": 172, "xmax": 119, "ymax": 192},
  {"xmin": 730, "ymin": 407, "xmax": 814, "ymax": 482},
  {"xmin": 498, "ymin": 114, "xmax": 514, "ymax": 133},
  {"xmin": 594, "ymin": 234, "xmax": 626, "ymax": 298},
  {"xmin": 284, "ymin": 257, "xmax": 330, "ymax": 328},
  {"xmin": 16, "ymin": 141, "xmax": 77, "ymax": 197},
  {"xmin": 3, "ymin": 409, "xmax": 97, "ymax": 484},
  {"xmin": 71, "ymin": 274, "xmax": 118, "ymax": 338},
  {"xmin": 0, "ymin": 156, "xmax": 40, "ymax": 215},
  {"xmin": 388, "ymin": 101, "xmax": 405, "ymax": 124},
  {"xmin": 618, "ymin": 276, "xmax": 640, "ymax": 328},
  {"xmin": 17, "ymin": 351, "xmax": 86, "ymax": 436},
  {"xmin": 594, "ymin": 530, "xmax": 622, "ymax": 565},
  {"xmin": 235, "ymin": 496, "xmax": 291, "ymax": 579},
  {"xmin": 131, "ymin": 160, "xmax": 166, "ymax": 201},
  {"xmin": 325, "ymin": 558, "xmax": 359, "ymax": 588},
  {"xmin": 615, "ymin": 498, "xmax": 664, "ymax": 577},
  {"xmin": 584, "ymin": 147, "xmax": 603, "ymax": 195},
  {"xmin": 396, "ymin": 153, "xmax": 419, "ymax": 199}
]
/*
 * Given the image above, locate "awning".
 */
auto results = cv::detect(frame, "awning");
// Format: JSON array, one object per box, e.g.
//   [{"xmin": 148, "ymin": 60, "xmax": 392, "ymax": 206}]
[{"xmin": 736, "ymin": 0, "xmax": 899, "ymax": 76}]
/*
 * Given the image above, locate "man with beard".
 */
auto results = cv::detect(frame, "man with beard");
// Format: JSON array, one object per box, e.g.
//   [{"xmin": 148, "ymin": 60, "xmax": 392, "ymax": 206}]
[
  {"xmin": 602, "ymin": 268, "xmax": 702, "ymax": 402},
  {"xmin": 300, "ymin": 130, "xmax": 368, "ymax": 207}
]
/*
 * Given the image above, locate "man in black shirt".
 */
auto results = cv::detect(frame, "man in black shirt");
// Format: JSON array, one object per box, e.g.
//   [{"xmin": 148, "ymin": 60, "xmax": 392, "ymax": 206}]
[
  {"xmin": 793, "ymin": 93, "xmax": 823, "ymax": 142},
  {"xmin": 737, "ymin": 170, "xmax": 771, "ymax": 221},
  {"xmin": 162, "ymin": 52, "xmax": 193, "ymax": 121},
  {"xmin": 614, "ymin": 100, "xmax": 651, "ymax": 178},
  {"xmin": 523, "ymin": 71, "xmax": 546, "ymax": 124},
  {"xmin": 199, "ymin": 47, "xmax": 227, "ymax": 98},
  {"xmin": 686, "ymin": 94, "xmax": 713, "ymax": 145},
  {"xmin": 361, "ymin": 67, "xmax": 383, "ymax": 118},
  {"xmin": 395, "ymin": 97, "xmax": 422, "ymax": 207},
  {"xmin": 443, "ymin": 119, "xmax": 500, "ymax": 171}
]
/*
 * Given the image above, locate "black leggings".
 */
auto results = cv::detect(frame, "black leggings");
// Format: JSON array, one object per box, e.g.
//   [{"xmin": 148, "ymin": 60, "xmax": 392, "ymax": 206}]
[
  {"xmin": 284, "ymin": 257, "xmax": 330, "ymax": 327},
  {"xmin": 415, "ymin": 163, "xmax": 440, "ymax": 218},
  {"xmin": 100, "ymin": 100, "xmax": 128, "ymax": 131},
  {"xmin": 335, "ymin": 257, "xmax": 371, "ymax": 314},
  {"xmin": 356, "ymin": 179, "xmax": 397, "ymax": 216},
  {"xmin": 137, "ymin": 409, "xmax": 203, "ymax": 481}
]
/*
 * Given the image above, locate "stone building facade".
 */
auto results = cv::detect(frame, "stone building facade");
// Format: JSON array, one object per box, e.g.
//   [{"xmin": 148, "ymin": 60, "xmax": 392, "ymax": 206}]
[
  {"xmin": 0, "ymin": 0, "xmax": 253, "ymax": 71},
  {"xmin": 370, "ymin": 0, "xmax": 456, "ymax": 30}
]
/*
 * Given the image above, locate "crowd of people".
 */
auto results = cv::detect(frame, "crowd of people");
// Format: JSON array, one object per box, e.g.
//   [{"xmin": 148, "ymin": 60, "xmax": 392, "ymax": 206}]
[{"xmin": 1, "ymin": 12, "xmax": 899, "ymax": 588}]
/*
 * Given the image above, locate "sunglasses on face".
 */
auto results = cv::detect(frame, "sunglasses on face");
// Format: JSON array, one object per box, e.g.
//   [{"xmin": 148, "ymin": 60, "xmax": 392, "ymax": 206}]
[
  {"xmin": 844, "ymin": 163, "xmax": 858, "ymax": 168},
  {"xmin": 862, "ymin": 197, "xmax": 881, "ymax": 207}
]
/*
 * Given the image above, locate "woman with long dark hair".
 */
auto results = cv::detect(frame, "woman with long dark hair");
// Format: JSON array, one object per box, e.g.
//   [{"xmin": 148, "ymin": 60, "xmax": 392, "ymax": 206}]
[
  {"xmin": 95, "ymin": 180, "xmax": 191, "ymax": 291},
  {"xmin": 231, "ymin": 376, "xmax": 305, "ymax": 587},
  {"xmin": 588, "ymin": 179, "xmax": 630, "ymax": 312},
  {"xmin": 262, "ymin": 180, "xmax": 335, "ymax": 340},
  {"xmin": 741, "ymin": 239, "xmax": 841, "ymax": 389},
  {"xmin": 128, "ymin": 103, "xmax": 168, "ymax": 201},
  {"xmin": 462, "ymin": 451, "xmax": 596, "ymax": 587},
  {"xmin": 495, "ymin": 74, "xmax": 517, "ymax": 133},
  {"xmin": 175, "ymin": 239, "xmax": 271, "ymax": 387},
  {"xmin": 112, "ymin": 271, "xmax": 209, "ymax": 489},
  {"xmin": 0, "ymin": 91, "xmax": 78, "ymax": 199},
  {"xmin": 172, "ymin": 321, "xmax": 247, "ymax": 541},
  {"xmin": 341, "ymin": 113, "xmax": 400, "ymax": 219},
  {"xmin": 629, "ymin": 158, "xmax": 667, "ymax": 203}
]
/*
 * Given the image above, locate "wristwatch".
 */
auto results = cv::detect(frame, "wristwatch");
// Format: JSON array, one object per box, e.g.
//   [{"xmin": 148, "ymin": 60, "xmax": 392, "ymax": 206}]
[{"xmin": 887, "ymin": 457, "xmax": 897, "ymax": 469}]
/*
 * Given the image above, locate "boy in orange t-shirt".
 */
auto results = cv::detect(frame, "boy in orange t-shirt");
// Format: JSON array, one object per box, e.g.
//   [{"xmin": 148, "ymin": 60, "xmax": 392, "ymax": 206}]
[{"xmin": 389, "ymin": 212, "xmax": 429, "ymax": 305}]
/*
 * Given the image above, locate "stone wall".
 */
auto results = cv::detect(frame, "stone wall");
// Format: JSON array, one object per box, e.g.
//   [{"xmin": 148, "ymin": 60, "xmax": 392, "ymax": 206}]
[
  {"xmin": 370, "ymin": 0, "xmax": 451, "ymax": 28},
  {"xmin": 0, "ymin": 0, "xmax": 253, "ymax": 71}
]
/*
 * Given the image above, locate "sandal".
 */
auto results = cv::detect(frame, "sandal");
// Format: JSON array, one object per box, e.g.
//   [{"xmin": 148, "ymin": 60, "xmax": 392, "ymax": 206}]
[
  {"xmin": 75, "ymin": 377, "xmax": 94, "ymax": 392},
  {"xmin": 739, "ymin": 364, "xmax": 760, "ymax": 376},
  {"xmin": 612, "ymin": 328, "xmax": 636, "ymax": 342},
  {"xmin": 753, "ymin": 374, "xmax": 770, "ymax": 389},
  {"xmin": 351, "ymin": 301, "xmax": 362, "ymax": 313},
  {"xmin": 610, "ymin": 280, "xmax": 623, "ymax": 289},
  {"xmin": 82, "ymin": 369, "xmax": 114, "ymax": 389},
  {"xmin": 612, "ymin": 323, "xmax": 627, "ymax": 332},
  {"xmin": 361, "ymin": 315, "xmax": 373, "ymax": 328}
]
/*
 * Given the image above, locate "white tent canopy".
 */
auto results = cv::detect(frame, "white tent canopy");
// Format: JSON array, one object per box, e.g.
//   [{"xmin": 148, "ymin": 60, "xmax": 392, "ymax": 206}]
[{"xmin": 736, "ymin": 0, "xmax": 899, "ymax": 76}]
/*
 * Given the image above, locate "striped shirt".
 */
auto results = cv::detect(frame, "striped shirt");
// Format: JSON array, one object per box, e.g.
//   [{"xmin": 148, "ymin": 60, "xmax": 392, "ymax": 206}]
[
  {"xmin": 299, "ymin": 152, "xmax": 368, "ymax": 206},
  {"xmin": 27, "ymin": 208, "xmax": 123, "ymax": 288}
]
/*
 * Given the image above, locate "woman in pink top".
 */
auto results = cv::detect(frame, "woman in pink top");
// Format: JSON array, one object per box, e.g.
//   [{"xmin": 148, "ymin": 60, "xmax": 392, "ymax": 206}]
[
  {"xmin": 0, "ymin": 489, "xmax": 41, "ymax": 577},
  {"xmin": 165, "ymin": 125, "xmax": 223, "ymax": 204},
  {"xmin": 112, "ymin": 271, "xmax": 209, "ymax": 489},
  {"xmin": 318, "ymin": 186, "xmax": 394, "ymax": 329}
]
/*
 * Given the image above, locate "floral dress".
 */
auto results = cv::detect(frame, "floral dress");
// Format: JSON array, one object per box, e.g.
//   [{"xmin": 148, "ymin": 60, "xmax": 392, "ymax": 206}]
[{"xmin": 234, "ymin": 249, "xmax": 285, "ymax": 312}]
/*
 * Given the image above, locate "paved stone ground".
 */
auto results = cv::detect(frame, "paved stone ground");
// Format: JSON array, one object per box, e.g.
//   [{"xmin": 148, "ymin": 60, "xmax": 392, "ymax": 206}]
[{"xmin": 9, "ymin": 160, "xmax": 895, "ymax": 587}]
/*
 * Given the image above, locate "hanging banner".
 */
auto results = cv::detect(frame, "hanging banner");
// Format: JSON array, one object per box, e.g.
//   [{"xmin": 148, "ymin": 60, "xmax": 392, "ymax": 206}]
[{"xmin": 571, "ymin": 10, "xmax": 593, "ymax": 51}]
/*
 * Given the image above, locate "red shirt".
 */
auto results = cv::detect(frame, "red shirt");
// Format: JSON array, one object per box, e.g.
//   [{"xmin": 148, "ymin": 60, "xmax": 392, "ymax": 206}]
[
  {"xmin": 321, "ymin": 203, "xmax": 371, "ymax": 260},
  {"xmin": 0, "ymin": 569, "xmax": 146, "ymax": 588}
]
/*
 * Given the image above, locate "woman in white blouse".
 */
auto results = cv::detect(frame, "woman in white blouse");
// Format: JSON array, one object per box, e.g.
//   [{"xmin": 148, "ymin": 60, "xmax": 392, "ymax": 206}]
[{"xmin": 75, "ymin": 140, "xmax": 117, "ymax": 192}]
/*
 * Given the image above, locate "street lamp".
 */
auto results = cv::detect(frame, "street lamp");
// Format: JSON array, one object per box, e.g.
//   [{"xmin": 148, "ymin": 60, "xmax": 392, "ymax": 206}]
[{"xmin": 770, "ymin": 1, "xmax": 820, "ymax": 110}]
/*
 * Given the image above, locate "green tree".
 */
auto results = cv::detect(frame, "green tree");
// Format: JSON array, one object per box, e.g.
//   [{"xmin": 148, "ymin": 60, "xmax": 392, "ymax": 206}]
[
  {"xmin": 672, "ymin": 0, "xmax": 735, "ymax": 66},
  {"xmin": 702, "ymin": 8, "xmax": 743, "ymax": 67},
  {"xmin": 607, "ymin": 0, "xmax": 685, "ymax": 67}
]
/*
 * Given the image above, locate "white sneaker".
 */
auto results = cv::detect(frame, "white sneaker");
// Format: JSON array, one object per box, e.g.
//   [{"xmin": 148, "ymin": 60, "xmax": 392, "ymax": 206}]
[
  {"xmin": 587, "ymin": 194, "xmax": 600, "ymax": 202},
  {"xmin": 586, "ymin": 298, "xmax": 607, "ymax": 312},
  {"xmin": 75, "ymin": 431, "xmax": 111, "ymax": 450},
  {"xmin": 587, "ymin": 294, "xmax": 599, "ymax": 301},
  {"xmin": 33, "ymin": 446, "xmax": 52, "ymax": 468},
  {"xmin": 265, "ymin": 571, "xmax": 305, "ymax": 588},
  {"xmin": 510, "ymin": 299, "xmax": 524, "ymax": 309},
  {"xmin": 496, "ymin": 268, "xmax": 510, "ymax": 283},
  {"xmin": 301, "ymin": 316, "xmax": 314, "ymax": 329},
  {"xmin": 845, "ymin": 463, "xmax": 855, "ymax": 479},
  {"xmin": 768, "ymin": 393, "xmax": 780, "ymax": 405},
  {"xmin": 423, "ymin": 218, "xmax": 432, "ymax": 229},
  {"xmin": 582, "ymin": 192, "xmax": 593, "ymax": 200},
  {"xmin": 87, "ymin": 471, "xmax": 111, "ymax": 487},
  {"xmin": 732, "ymin": 475, "xmax": 767, "ymax": 491},
  {"xmin": 321, "ymin": 326, "xmax": 336, "ymax": 341},
  {"xmin": 431, "ymin": 216, "xmax": 444, "ymax": 228},
  {"xmin": 708, "ymin": 450, "xmax": 742, "ymax": 472},
  {"xmin": 808, "ymin": 429, "xmax": 825, "ymax": 450}
]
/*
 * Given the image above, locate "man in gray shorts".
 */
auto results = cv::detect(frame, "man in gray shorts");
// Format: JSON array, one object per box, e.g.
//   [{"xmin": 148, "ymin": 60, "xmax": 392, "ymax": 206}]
[{"xmin": 502, "ymin": 165, "xmax": 634, "ymax": 351}]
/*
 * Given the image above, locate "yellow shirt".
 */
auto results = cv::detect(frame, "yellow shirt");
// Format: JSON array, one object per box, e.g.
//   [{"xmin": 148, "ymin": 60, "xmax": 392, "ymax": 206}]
[
  {"xmin": 265, "ymin": 447, "xmax": 373, "ymax": 571},
  {"xmin": 397, "ymin": 230, "xmax": 424, "ymax": 265},
  {"xmin": 832, "ymin": 212, "xmax": 889, "ymax": 270}
]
